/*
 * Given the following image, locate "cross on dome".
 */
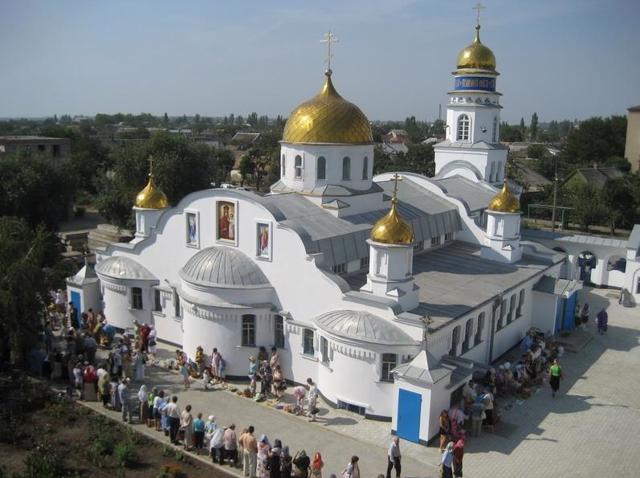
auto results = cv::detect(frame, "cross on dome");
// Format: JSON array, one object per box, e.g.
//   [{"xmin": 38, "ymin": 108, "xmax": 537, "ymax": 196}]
[
  {"xmin": 321, "ymin": 31, "xmax": 338, "ymax": 74},
  {"xmin": 473, "ymin": 2, "xmax": 485, "ymax": 27},
  {"xmin": 148, "ymin": 155, "xmax": 155, "ymax": 177},
  {"xmin": 391, "ymin": 172, "xmax": 403, "ymax": 202}
]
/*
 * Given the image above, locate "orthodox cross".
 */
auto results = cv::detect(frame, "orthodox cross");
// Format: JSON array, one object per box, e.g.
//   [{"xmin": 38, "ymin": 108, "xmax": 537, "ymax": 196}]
[
  {"xmin": 321, "ymin": 31, "xmax": 338, "ymax": 72},
  {"xmin": 148, "ymin": 155, "xmax": 154, "ymax": 177},
  {"xmin": 473, "ymin": 2, "xmax": 485, "ymax": 27},
  {"xmin": 391, "ymin": 172, "xmax": 403, "ymax": 201}
]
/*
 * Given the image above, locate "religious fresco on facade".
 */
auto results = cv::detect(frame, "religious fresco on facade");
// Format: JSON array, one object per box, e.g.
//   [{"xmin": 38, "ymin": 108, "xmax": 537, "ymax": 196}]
[
  {"xmin": 256, "ymin": 221, "xmax": 271, "ymax": 259},
  {"xmin": 185, "ymin": 211, "xmax": 199, "ymax": 248},
  {"xmin": 216, "ymin": 201, "xmax": 236, "ymax": 242}
]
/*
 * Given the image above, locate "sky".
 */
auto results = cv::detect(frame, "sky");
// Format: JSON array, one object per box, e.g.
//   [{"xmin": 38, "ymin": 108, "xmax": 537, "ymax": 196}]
[{"xmin": 1, "ymin": 0, "xmax": 639, "ymax": 123}]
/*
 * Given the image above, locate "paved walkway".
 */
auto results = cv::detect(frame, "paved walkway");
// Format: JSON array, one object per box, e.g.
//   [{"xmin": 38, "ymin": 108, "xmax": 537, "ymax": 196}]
[{"xmin": 83, "ymin": 286, "xmax": 639, "ymax": 478}]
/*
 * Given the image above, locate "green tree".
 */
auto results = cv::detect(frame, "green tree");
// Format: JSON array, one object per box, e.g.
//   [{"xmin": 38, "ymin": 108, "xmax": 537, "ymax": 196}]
[
  {"xmin": 238, "ymin": 154, "xmax": 255, "ymax": 187},
  {"xmin": 602, "ymin": 176, "xmax": 638, "ymax": 234},
  {"xmin": 0, "ymin": 154, "xmax": 74, "ymax": 228},
  {"xmin": 163, "ymin": 112, "xmax": 169, "ymax": 126},
  {"xmin": 500, "ymin": 122, "xmax": 523, "ymax": 142},
  {"xmin": 95, "ymin": 132, "xmax": 221, "ymax": 227},
  {"xmin": 562, "ymin": 116, "xmax": 627, "ymax": 165},
  {"xmin": 0, "ymin": 217, "xmax": 61, "ymax": 365},
  {"xmin": 571, "ymin": 183, "xmax": 606, "ymax": 232},
  {"xmin": 519, "ymin": 117, "xmax": 526, "ymax": 139},
  {"xmin": 530, "ymin": 112, "xmax": 538, "ymax": 141},
  {"xmin": 527, "ymin": 143, "xmax": 546, "ymax": 160}
]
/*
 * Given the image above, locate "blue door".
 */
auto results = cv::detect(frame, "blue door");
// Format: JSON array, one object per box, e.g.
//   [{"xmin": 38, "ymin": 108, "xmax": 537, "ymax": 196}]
[
  {"xmin": 562, "ymin": 292, "xmax": 577, "ymax": 331},
  {"xmin": 70, "ymin": 290, "xmax": 81, "ymax": 314},
  {"xmin": 397, "ymin": 389, "xmax": 421, "ymax": 443}
]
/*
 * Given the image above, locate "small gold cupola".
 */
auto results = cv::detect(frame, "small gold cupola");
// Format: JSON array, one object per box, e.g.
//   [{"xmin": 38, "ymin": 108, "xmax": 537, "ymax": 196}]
[
  {"xmin": 457, "ymin": 24, "xmax": 496, "ymax": 71},
  {"xmin": 134, "ymin": 156, "xmax": 170, "ymax": 209},
  {"xmin": 370, "ymin": 174, "xmax": 414, "ymax": 245},
  {"xmin": 488, "ymin": 182, "xmax": 520, "ymax": 213}
]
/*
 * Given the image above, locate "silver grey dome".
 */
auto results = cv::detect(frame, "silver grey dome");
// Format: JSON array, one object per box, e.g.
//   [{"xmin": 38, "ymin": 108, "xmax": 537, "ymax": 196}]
[
  {"xmin": 314, "ymin": 310, "xmax": 416, "ymax": 346},
  {"xmin": 96, "ymin": 256, "xmax": 156, "ymax": 281},
  {"xmin": 180, "ymin": 246, "xmax": 270, "ymax": 288}
]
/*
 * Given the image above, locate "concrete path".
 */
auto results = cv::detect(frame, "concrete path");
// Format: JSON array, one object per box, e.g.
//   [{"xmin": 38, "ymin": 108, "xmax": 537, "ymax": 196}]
[{"xmin": 83, "ymin": 286, "xmax": 640, "ymax": 478}]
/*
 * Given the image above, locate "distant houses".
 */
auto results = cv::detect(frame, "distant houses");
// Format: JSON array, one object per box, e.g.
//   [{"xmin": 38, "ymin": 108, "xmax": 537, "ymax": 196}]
[{"xmin": 0, "ymin": 135, "xmax": 71, "ymax": 159}]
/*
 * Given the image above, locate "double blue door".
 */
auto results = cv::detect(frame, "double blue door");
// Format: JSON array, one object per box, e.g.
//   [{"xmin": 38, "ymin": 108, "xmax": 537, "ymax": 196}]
[{"xmin": 397, "ymin": 389, "xmax": 421, "ymax": 443}]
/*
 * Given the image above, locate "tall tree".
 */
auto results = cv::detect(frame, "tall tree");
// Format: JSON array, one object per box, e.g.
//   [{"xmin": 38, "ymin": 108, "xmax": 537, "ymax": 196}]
[
  {"xmin": 519, "ymin": 117, "xmax": 526, "ymax": 139},
  {"xmin": 530, "ymin": 112, "xmax": 538, "ymax": 141},
  {"xmin": 562, "ymin": 116, "xmax": 627, "ymax": 165}
]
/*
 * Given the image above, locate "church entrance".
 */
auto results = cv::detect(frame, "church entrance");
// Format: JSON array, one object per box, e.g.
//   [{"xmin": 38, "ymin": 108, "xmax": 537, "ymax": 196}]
[{"xmin": 397, "ymin": 389, "xmax": 421, "ymax": 443}]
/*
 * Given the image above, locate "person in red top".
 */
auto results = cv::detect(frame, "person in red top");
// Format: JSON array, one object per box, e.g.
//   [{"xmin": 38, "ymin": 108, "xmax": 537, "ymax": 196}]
[
  {"xmin": 453, "ymin": 439, "xmax": 464, "ymax": 478},
  {"xmin": 140, "ymin": 323, "xmax": 151, "ymax": 352}
]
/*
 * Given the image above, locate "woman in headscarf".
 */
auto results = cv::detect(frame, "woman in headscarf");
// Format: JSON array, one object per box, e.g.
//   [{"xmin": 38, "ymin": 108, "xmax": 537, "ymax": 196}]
[
  {"xmin": 134, "ymin": 349, "xmax": 145, "ymax": 381},
  {"xmin": 293, "ymin": 450, "xmax": 310, "ymax": 478},
  {"xmin": 181, "ymin": 404, "xmax": 194, "ymax": 450},
  {"xmin": 257, "ymin": 434, "xmax": 271, "ymax": 478},
  {"xmin": 310, "ymin": 452, "xmax": 323, "ymax": 478},
  {"xmin": 440, "ymin": 442, "xmax": 454, "ymax": 478},
  {"xmin": 98, "ymin": 371, "xmax": 110, "ymax": 408},
  {"xmin": 439, "ymin": 410, "xmax": 450, "ymax": 452},
  {"xmin": 281, "ymin": 446, "xmax": 293, "ymax": 478},
  {"xmin": 268, "ymin": 438, "xmax": 282, "ymax": 478},
  {"xmin": 453, "ymin": 439, "xmax": 464, "ymax": 478},
  {"xmin": 342, "ymin": 456, "xmax": 359, "ymax": 478},
  {"xmin": 138, "ymin": 384, "xmax": 148, "ymax": 423}
]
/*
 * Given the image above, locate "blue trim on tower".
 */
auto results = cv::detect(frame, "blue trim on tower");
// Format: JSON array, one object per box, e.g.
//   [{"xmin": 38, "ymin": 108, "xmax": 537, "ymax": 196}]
[{"xmin": 454, "ymin": 76, "xmax": 496, "ymax": 92}]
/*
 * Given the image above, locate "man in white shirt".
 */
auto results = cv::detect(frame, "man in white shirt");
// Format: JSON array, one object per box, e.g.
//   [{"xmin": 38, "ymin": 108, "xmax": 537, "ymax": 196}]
[
  {"xmin": 386, "ymin": 437, "xmax": 401, "ymax": 478},
  {"xmin": 306, "ymin": 378, "xmax": 318, "ymax": 422},
  {"xmin": 164, "ymin": 395, "xmax": 182, "ymax": 444}
]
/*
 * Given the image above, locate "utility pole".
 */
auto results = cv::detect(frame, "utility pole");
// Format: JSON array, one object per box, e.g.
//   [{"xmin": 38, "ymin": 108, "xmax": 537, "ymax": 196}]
[{"xmin": 551, "ymin": 154, "xmax": 558, "ymax": 232}]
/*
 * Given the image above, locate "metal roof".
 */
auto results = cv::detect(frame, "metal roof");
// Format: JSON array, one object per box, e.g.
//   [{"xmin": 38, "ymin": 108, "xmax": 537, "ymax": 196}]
[
  {"xmin": 392, "ymin": 350, "xmax": 452, "ymax": 384},
  {"xmin": 180, "ymin": 246, "xmax": 270, "ymax": 288},
  {"xmin": 432, "ymin": 175, "xmax": 497, "ymax": 212},
  {"xmin": 556, "ymin": 234, "xmax": 627, "ymax": 249},
  {"xmin": 96, "ymin": 256, "xmax": 156, "ymax": 281},
  {"xmin": 314, "ymin": 310, "xmax": 417, "ymax": 346},
  {"xmin": 346, "ymin": 241, "xmax": 556, "ymax": 328}
]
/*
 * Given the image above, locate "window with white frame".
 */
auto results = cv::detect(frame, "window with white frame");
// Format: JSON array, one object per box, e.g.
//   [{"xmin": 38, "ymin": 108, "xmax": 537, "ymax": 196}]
[
  {"xmin": 508, "ymin": 294, "xmax": 516, "ymax": 323},
  {"xmin": 362, "ymin": 156, "xmax": 369, "ymax": 179},
  {"xmin": 242, "ymin": 314, "xmax": 256, "ymax": 347},
  {"xmin": 320, "ymin": 336, "xmax": 329, "ymax": 364},
  {"xmin": 462, "ymin": 318, "xmax": 474, "ymax": 352},
  {"xmin": 281, "ymin": 154, "xmax": 286, "ymax": 177},
  {"xmin": 516, "ymin": 289, "xmax": 525, "ymax": 317},
  {"xmin": 317, "ymin": 156, "xmax": 326, "ymax": 180},
  {"xmin": 450, "ymin": 326, "xmax": 461, "ymax": 356},
  {"xmin": 303, "ymin": 328, "xmax": 315, "ymax": 355},
  {"xmin": 457, "ymin": 114, "xmax": 470, "ymax": 141},
  {"xmin": 342, "ymin": 157, "xmax": 351, "ymax": 180},
  {"xmin": 414, "ymin": 240, "xmax": 424, "ymax": 252},
  {"xmin": 360, "ymin": 256, "xmax": 369, "ymax": 269},
  {"xmin": 153, "ymin": 289, "xmax": 162, "ymax": 312},
  {"xmin": 174, "ymin": 293, "xmax": 181, "ymax": 318},
  {"xmin": 445, "ymin": 232, "xmax": 453, "ymax": 242},
  {"xmin": 294, "ymin": 155, "xmax": 302, "ymax": 178},
  {"xmin": 431, "ymin": 236, "xmax": 441, "ymax": 247},
  {"xmin": 131, "ymin": 287, "xmax": 143, "ymax": 310},
  {"xmin": 497, "ymin": 299, "xmax": 506, "ymax": 330},
  {"xmin": 274, "ymin": 315, "xmax": 285, "ymax": 349},
  {"xmin": 381, "ymin": 353, "xmax": 397, "ymax": 382},
  {"xmin": 475, "ymin": 312, "xmax": 485, "ymax": 345}
]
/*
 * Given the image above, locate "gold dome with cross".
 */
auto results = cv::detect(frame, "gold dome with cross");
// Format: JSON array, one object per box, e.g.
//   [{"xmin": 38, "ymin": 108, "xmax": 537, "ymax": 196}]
[
  {"xmin": 370, "ymin": 174, "xmax": 415, "ymax": 245},
  {"xmin": 456, "ymin": 3, "xmax": 497, "ymax": 72},
  {"xmin": 134, "ymin": 156, "xmax": 170, "ymax": 209},
  {"xmin": 282, "ymin": 32, "xmax": 373, "ymax": 145}
]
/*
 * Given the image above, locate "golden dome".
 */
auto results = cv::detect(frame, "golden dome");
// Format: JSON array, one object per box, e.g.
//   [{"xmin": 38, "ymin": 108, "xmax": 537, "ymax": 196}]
[
  {"xmin": 282, "ymin": 71, "xmax": 373, "ymax": 144},
  {"xmin": 488, "ymin": 183, "xmax": 520, "ymax": 213},
  {"xmin": 370, "ymin": 198, "xmax": 414, "ymax": 245},
  {"xmin": 134, "ymin": 174, "xmax": 170, "ymax": 209},
  {"xmin": 457, "ymin": 25, "xmax": 496, "ymax": 71}
]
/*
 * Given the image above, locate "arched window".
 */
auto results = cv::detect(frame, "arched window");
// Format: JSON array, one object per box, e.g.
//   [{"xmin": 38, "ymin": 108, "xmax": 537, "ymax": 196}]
[
  {"xmin": 362, "ymin": 156, "xmax": 369, "ymax": 179},
  {"xmin": 294, "ymin": 155, "xmax": 302, "ymax": 178},
  {"xmin": 317, "ymin": 156, "xmax": 326, "ymax": 180},
  {"xmin": 342, "ymin": 156, "xmax": 351, "ymax": 180},
  {"xmin": 456, "ymin": 114, "xmax": 470, "ymax": 141},
  {"xmin": 281, "ymin": 154, "xmax": 286, "ymax": 177},
  {"xmin": 475, "ymin": 312, "xmax": 485, "ymax": 345},
  {"xmin": 492, "ymin": 116, "xmax": 498, "ymax": 143},
  {"xmin": 450, "ymin": 326, "xmax": 461, "ymax": 357},
  {"xmin": 462, "ymin": 318, "xmax": 474, "ymax": 353}
]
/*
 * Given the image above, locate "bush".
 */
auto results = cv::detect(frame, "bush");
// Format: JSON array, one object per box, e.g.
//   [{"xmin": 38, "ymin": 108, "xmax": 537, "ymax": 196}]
[
  {"xmin": 23, "ymin": 443, "xmax": 65, "ymax": 478},
  {"xmin": 114, "ymin": 441, "xmax": 138, "ymax": 468}
]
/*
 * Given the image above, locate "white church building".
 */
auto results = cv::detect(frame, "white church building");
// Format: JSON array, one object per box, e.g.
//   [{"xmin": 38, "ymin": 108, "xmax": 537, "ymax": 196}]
[{"xmin": 69, "ymin": 20, "xmax": 598, "ymax": 444}]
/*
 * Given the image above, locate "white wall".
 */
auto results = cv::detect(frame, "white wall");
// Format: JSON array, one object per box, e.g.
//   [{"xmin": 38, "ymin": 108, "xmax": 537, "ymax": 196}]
[{"xmin": 531, "ymin": 291, "xmax": 559, "ymax": 337}]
